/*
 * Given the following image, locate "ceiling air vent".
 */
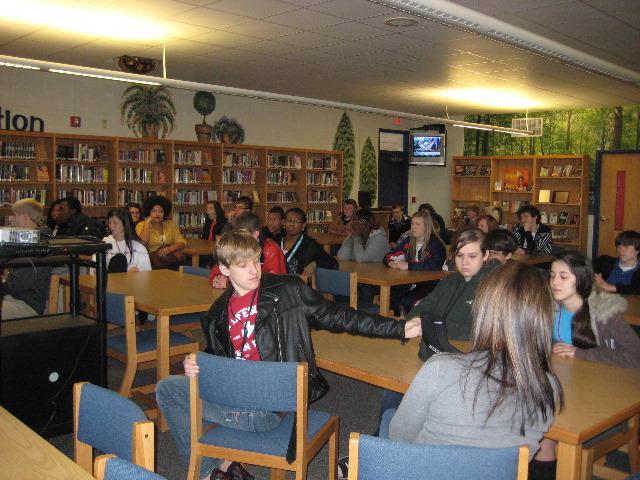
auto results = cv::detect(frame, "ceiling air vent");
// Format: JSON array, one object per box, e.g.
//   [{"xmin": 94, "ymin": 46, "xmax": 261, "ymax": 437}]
[{"xmin": 511, "ymin": 117, "xmax": 543, "ymax": 137}]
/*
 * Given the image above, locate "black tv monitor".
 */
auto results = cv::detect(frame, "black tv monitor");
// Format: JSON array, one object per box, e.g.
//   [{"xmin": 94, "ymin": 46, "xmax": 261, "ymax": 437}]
[{"xmin": 410, "ymin": 133, "xmax": 446, "ymax": 165}]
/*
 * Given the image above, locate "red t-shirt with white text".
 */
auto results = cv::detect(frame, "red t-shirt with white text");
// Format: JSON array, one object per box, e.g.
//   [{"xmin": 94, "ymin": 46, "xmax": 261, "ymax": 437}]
[{"xmin": 227, "ymin": 289, "xmax": 261, "ymax": 361}]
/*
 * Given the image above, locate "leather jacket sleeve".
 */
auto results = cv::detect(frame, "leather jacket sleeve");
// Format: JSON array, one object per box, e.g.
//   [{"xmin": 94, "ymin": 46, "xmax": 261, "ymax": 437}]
[
  {"xmin": 295, "ymin": 276, "xmax": 405, "ymax": 338},
  {"xmin": 262, "ymin": 240, "xmax": 288, "ymax": 274}
]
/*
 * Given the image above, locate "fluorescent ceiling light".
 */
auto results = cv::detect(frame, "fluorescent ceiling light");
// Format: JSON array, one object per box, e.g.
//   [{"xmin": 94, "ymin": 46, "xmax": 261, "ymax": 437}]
[
  {"xmin": 1, "ymin": 0, "xmax": 167, "ymax": 40},
  {"xmin": 441, "ymin": 88, "xmax": 543, "ymax": 110},
  {"xmin": 0, "ymin": 60, "xmax": 40, "ymax": 70},
  {"xmin": 453, "ymin": 124, "xmax": 491, "ymax": 131},
  {"xmin": 49, "ymin": 68, "xmax": 160, "ymax": 85}
]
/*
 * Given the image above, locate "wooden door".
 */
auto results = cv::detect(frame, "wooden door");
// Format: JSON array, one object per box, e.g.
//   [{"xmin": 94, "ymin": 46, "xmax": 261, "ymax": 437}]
[{"xmin": 595, "ymin": 151, "xmax": 640, "ymax": 257}]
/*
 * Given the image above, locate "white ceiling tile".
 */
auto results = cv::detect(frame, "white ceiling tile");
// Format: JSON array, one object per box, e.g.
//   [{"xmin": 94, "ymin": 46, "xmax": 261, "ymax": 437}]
[
  {"xmin": 207, "ymin": 0, "xmax": 298, "ymax": 19},
  {"xmin": 2, "ymin": 28, "xmax": 98, "ymax": 57},
  {"xmin": 354, "ymin": 33, "xmax": 429, "ymax": 52},
  {"xmin": 221, "ymin": 20, "xmax": 301, "ymax": 39},
  {"xmin": 188, "ymin": 29, "xmax": 258, "ymax": 47},
  {"xmin": 266, "ymin": 8, "xmax": 346, "ymax": 29},
  {"xmin": 311, "ymin": 21, "xmax": 388, "ymax": 41},
  {"xmin": 307, "ymin": 0, "xmax": 399, "ymax": 20},
  {"xmin": 108, "ymin": 0, "xmax": 195, "ymax": 19},
  {"xmin": 235, "ymin": 39, "xmax": 307, "ymax": 56},
  {"xmin": 171, "ymin": 6, "xmax": 254, "ymax": 28},
  {"xmin": 0, "ymin": 22, "xmax": 42, "ymax": 46},
  {"xmin": 275, "ymin": 30, "xmax": 341, "ymax": 48},
  {"xmin": 514, "ymin": 1, "xmax": 601, "ymax": 25},
  {"xmin": 401, "ymin": 23, "xmax": 475, "ymax": 43}
]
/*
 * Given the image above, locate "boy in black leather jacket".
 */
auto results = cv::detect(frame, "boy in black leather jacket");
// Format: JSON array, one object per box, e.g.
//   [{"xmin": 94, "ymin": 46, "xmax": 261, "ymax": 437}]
[{"xmin": 157, "ymin": 230, "xmax": 421, "ymax": 480}]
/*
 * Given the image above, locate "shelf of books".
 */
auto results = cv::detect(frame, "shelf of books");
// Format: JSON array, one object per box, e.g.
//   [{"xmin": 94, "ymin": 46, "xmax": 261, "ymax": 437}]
[
  {"xmin": 452, "ymin": 154, "xmax": 590, "ymax": 253},
  {"xmin": 0, "ymin": 130, "xmax": 343, "ymax": 235}
]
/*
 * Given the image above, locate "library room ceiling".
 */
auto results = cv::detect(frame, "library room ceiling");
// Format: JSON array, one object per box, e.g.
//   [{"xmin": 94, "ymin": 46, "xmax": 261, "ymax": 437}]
[{"xmin": 1, "ymin": 0, "xmax": 640, "ymax": 115}]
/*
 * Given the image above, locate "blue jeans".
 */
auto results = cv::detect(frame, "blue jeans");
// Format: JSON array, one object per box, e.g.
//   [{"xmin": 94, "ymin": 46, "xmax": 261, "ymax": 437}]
[
  {"xmin": 373, "ymin": 390, "xmax": 404, "ymax": 436},
  {"xmin": 156, "ymin": 375, "xmax": 282, "ymax": 477}
]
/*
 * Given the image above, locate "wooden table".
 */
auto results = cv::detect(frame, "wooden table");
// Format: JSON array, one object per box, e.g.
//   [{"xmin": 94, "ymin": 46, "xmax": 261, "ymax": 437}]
[
  {"xmin": 623, "ymin": 295, "xmax": 640, "ymax": 326},
  {"xmin": 0, "ymin": 406, "xmax": 93, "ymax": 479},
  {"xmin": 312, "ymin": 331, "xmax": 640, "ymax": 480},
  {"xmin": 183, "ymin": 238, "xmax": 215, "ymax": 268},
  {"xmin": 314, "ymin": 233, "xmax": 345, "ymax": 253},
  {"xmin": 338, "ymin": 260, "xmax": 447, "ymax": 316}
]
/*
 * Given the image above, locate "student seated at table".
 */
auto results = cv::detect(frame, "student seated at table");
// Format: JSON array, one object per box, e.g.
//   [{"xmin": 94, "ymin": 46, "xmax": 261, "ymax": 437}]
[
  {"xmin": 337, "ymin": 208, "xmax": 388, "ymax": 263},
  {"xmin": 532, "ymin": 251, "xmax": 640, "ymax": 479},
  {"xmin": 280, "ymin": 207, "xmax": 337, "ymax": 276},
  {"xmin": 483, "ymin": 229, "xmax": 518, "ymax": 264},
  {"xmin": 156, "ymin": 230, "xmax": 422, "ymax": 480},
  {"xmin": 226, "ymin": 195, "xmax": 253, "ymax": 228},
  {"xmin": 201, "ymin": 200, "xmax": 227, "ymax": 241},
  {"xmin": 387, "ymin": 204, "xmax": 411, "ymax": 247},
  {"xmin": 477, "ymin": 214, "xmax": 498, "ymax": 234},
  {"xmin": 260, "ymin": 206, "xmax": 285, "ymax": 242},
  {"xmin": 593, "ymin": 230, "xmax": 640, "ymax": 294},
  {"xmin": 1, "ymin": 199, "xmax": 53, "ymax": 319},
  {"xmin": 210, "ymin": 212, "xmax": 287, "ymax": 289},
  {"xmin": 56, "ymin": 196, "xmax": 107, "ymax": 238},
  {"xmin": 396, "ymin": 203, "xmax": 450, "ymax": 246},
  {"xmin": 383, "ymin": 210, "xmax": 446, "ymax": 315},
  {"xmin": 136, "ymin": 195, "xmax": 186, "ymax": 270},
  {"xmin": 328, "ymin": 198, "xmax": 357, "ymax": 237},
  {"xmin": 513, "ymin": 205, "xmax": 552, "ymax": 255},
  {"xmin": 97, "ymin": 208, "xmax": 151, "ymax": 273},
  {"xmin": 46, "ymin": 198, "xmax": 63, "ymax": 236},
  {"xmin": 127, "ymin": 202, "xmax": 144, "ymax": 225},
  {"xmin": 387, "ymin": 261, "xmax": 562, "ymax": 463}
]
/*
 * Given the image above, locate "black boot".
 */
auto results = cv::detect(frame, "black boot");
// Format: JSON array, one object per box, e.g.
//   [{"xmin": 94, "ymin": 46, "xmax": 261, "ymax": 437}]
[{"xmin": 528, "ymin": 459, "xmax": 557, "ymax": 480}]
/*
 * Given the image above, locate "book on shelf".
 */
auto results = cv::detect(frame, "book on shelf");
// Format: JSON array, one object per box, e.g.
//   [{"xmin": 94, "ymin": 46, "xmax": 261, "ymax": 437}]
[
  {"xmin": 224, "ymin": 152, "xmax": 260, "ymax": 168},
  {"xmin": 494, "ymin": 180, "xmax": 502, "ymax": 191},
  {"xmin": 55, "ymin": 165, "xmax": 108, "ymax": 183},
  {"xmin": 551, "ymin": 165, "xmax": 562, "ymax": 177},
  {"xmin": 454, "ymin": 165, "xmax": 464, "ymax": 176},
  {"xmin": 202, "ymin": 170, "xmax": 212, "ymax": 183},
  {"xmin": 251, "ymin": 190, "xmax": 261, "ymax": 205},
  {"xmin": 0, "ymin": 141, "xmax": 36, "ymax": 160},
  {"xmin": 453, "ymin": 207, "xmax": 464, "ymax": 219},
  {"xmin": 558, "ymin": 211, "xmax": 569, "ymax": 225},
  {"xmin": 502, "ymin": 167, "xmax": 531, "ymax": 191},
  {"xmin": 467, "ymin": 165, "xmax": 478, "ymax": 176},
  {"xmin": 552, "ymin": 229, "xmax": 569, "ymax": 240},
  {"xmin": 268, "ymin": 171, "xmax": 297, "ymax": 185},
  {"xmin": 553, "ymin": 191, "xmax": 569, "ymax": 204},
  {"xmin": 206, "ymin": 190, "xmax": 217, "ymax": 202},
  {"xmin": 539, "ymin": 166, "xmax": 549, "ymax": 177},
  {"xmin": 539, "ymin": 211, "xmax": 548, "ymax": 224},
  {"xmin": 573, "ymin": 167, "xmax": 582, "ymax": 176},
  {"xmin": 549, "ymin": 212, "xmax": 558, "ymax": 224},
  {"xmin": 538, "ymin": 189, "xmax": 551, "ymax": 203},
  {"xmin": 570, "ymin": 214, "xmax": 580, "ymax": 225},
  {"xmin": 269, "ymin": 153, "xmax": 303, "ymax": 169},
  {"xmin": 479, "ymin": 165, "xmax": 490, "ymax": 176},
  {"xmin": 36, "ymin": 165, "xmax": 49, "ymax": 181},
  {"xmin": 562, "ymin": 164, "xmax": 574, "ymax": 176},
  {"xmin": 0, "ymin": 188, "xmax": 47, "ymax": 207},
  {"xmin": 307, "ymin": 155, "xmax": 336, "ymax": 170}
]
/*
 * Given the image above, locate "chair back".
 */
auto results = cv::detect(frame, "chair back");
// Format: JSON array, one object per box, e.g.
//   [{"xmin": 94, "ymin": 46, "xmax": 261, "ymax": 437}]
[
  {"xmin": 348, "ymin": 433, "xmax": 528, "ymax": 480},
  {"xmin": 196, "ymin": 352, "xmax": 299, "ymax": 413},
  {"xmin": 95, "ymin": 455, "xmax": 166, "ymax": 480},
  {"xmin": 106, "ymin": 292, "xmax": 135, "ymax": 328},
  {"xmin": 315, "ymin": 267, "xmax": 357, "ymax": 308},
  {"xmin": 180, "ymin": 265, "xmax": 211, "ymax": 277},
  {"xmin": 76, "ymin": 382, "xmax": 149, "ymax": 462}
]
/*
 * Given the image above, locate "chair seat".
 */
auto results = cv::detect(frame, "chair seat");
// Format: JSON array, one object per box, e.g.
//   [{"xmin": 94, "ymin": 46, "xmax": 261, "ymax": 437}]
[
  {"xmin": 199, "ymin": 410, "xmax": 331, "ymax": 457},
  {"xmin": 108, "ymin": 330, "xmax": 195, "ymax": 354}
]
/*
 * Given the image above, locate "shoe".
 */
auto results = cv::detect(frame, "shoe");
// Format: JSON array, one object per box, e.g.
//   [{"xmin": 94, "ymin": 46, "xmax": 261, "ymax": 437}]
[
  {"xmin": 226, "ymin": 462, "xmax": 254, "ymax": 480},
  {"xmin": 337, "ymin": 455, "xmax": 349, "ymax": 480}
]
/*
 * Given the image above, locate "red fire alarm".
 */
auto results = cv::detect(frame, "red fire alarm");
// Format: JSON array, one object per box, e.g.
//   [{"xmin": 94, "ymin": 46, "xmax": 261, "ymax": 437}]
[
  {"xmin": 70, "ymin": 116, "xmax": 81, "ymax": 128},
  {"xmin": 393, "ymin": 116, "xmax": 402, "ymax": 126}
]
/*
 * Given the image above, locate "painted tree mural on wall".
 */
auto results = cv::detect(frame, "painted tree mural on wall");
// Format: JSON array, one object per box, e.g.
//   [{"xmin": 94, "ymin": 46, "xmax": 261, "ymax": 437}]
[
  {"xmin": 359, "ymin": 136, "xmax": 377, "ymax": 203},
  {"xmin": 333, "ymin": 111, "xmax": 355, "ymax": 199}
]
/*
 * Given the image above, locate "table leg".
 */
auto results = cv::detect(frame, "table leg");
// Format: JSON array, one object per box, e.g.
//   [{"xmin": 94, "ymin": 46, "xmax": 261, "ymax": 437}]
[
  {"xmin": 157, "ymin": 314, "xmax": 170, "ymax": 431},
  {"xmin": 379, "ymin": 286, "xmax": 391, "ymax": 317},
  {"xmin": 556, "ymin": 441, "xmax": 582, "ymax": 480},
  {"xmin": 191, "ymin": 255, "xmax": 200, "ymax": 268}
]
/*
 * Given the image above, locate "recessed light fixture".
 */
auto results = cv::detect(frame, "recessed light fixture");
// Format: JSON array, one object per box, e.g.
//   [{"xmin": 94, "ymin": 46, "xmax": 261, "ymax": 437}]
[{"xmin": 384, "ymin": 17, "xmax": 419, "ymax": 27}]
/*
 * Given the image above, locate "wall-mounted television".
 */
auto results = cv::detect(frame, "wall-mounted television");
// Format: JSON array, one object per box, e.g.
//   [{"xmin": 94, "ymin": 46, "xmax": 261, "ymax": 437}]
[{"xmin": 409, "ymin": 132, "xmax": 446, "ymax": 166}]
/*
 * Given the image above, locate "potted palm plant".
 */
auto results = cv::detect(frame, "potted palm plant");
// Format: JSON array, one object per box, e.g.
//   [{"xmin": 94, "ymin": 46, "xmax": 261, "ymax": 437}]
[
  {"xmin": 193, "ymin": 91, "xmax": 216, "ymax": 142},
  {"xmin": 120, "ymin": 85, "xmax": 176, "ymax": 139},
  {"xmin": 213, "ymin": 116, "xmax": 245, "ymax": 144}
]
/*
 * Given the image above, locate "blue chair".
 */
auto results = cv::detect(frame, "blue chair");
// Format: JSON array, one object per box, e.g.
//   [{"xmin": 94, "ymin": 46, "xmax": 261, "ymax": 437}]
[
  {"xmin": 314, "ymin": 267, "xmax": 378, "ymax": 313},
  {"xmin": 73, "ymin": 382, "xmax": 155, "ymax": 475},
  {"xmin": 187, "ymin": 352, "xmax": 339, "ymax": 480},
  {"xmin": 105, "ymin": 292, "xmax": 199, "ymax": 398},
  {"xmin": 581, "ymin": 420, "xmax": 639, "ymax": 480},
  {"xmin": 347, "ymin": 433, "xmax": 529, "ymax": 480},
  {"xmin": 162, "ymin": 266, "xmax": 212, "ymax": 334},
  {"xmin": 94, "ymin": 455, "xmax": 166, "ymax": 480}
]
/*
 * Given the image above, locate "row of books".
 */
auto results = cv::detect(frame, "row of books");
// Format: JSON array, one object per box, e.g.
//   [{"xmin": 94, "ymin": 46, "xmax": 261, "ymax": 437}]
[
  {"xmin": 120, "ymin": 168, "xmax": 156, "ymax": 184},
  {"xmin": 174, "ymin": 149, "xmax": 208, "ymax": 166},
  {"xmin": 57, "ymin": 144, "xmax": 108, "ymax": 162},
  {"xmin": 174, "ymin": 190, "xmax": 217, "ymax": 205},
  {"xmin": 0, "ymin": 141, "xmax": 37, "ymax": 160},
  {"xmin": 537, "ymin": 189, "xmax": 578, "ymax": 204},
  {"xmin": 0, "ymin": 188, "xmax": 47, "ymax": 207},
  {"xmin": 267, "ymin": 171, "xmax": 297, "ymax": 185},
  {"xmin": 118, "ymin": 149, "xmax": 166, "ymax": 164},
  {"xmin": 0, "ymin": 164, "xmax": 30, "ymax": 181},
  {"xmin": 56, "ymin": 165, "xmax": 109, "ymax": 183},
  {"xmin": 307, "ymin": 156, "xmax": 337, "ymax": 170},
  {"xmin": 173, "ymin": 211, "xmax": 206, "ymax": 229},
  {"xmin": 454, "ymin": 164, "xmax": 490, "ymax": 176},
  {"xmin": 223, "ymin": 169, "xmax": 256, "ymax": 185},
  {"xmin": 223, "ymin": 152, "xmax": 260, "ymax": 168},
  {"xmin": 118, "ymin": 189, "xmax": 164, "ymax": 205},
  {"xmin": 307, "ymin": 225, "xmax": 328, "ymax": 234},
  {"xmin": 266, "ymin": 191, "xmax": 298, "ymax": 204},
  {"xmin": 57, "ymin": 188, "xmax": 108, "ymax": 206},
  {"xmin": 497, "ymin": 200, "xmax": 531, "ymax": 213},
  {"xmin": 267, "ymin": 154, "xmax": 302, "ymax": 169},
  {"xmin": 540, "ymin": 211, "xmax": 580, "ymax": 225},
  {"xmin": 307, "ymin": 209, "xmax": 333, "ymax": 224},
  {"xmin": 174, "ymin": 168, "xmax": 212, "ymax": 184},
  {"xmin": 306, "ymin": 172, "xmax": 338, "ymax": 186},
  {"xmin": 539, "ymin": 164, "xmax": 582, "ymax": 177},
  {"xmin": 308, "ymin": 190, "xmax": 338, "ymax": 204},
  {"xmin": 222, "ymin": 190, "xmax": 261, "ymax": 205}
]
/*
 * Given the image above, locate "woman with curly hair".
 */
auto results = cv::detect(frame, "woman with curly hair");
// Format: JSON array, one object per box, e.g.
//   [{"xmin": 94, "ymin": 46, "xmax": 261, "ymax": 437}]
[{"xmin": 136, "ymin": 195, "xmax": 186, "ymax": 269}]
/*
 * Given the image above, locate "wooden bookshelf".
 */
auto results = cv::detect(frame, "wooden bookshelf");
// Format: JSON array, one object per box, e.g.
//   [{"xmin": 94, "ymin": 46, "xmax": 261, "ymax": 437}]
[
  {"xmin": 452, "ymin": 154, "xmax": 590, "ymax": 253},
  {"xmin": 0, "ymin": 130, "xmax": 342, "ymax": 235}
]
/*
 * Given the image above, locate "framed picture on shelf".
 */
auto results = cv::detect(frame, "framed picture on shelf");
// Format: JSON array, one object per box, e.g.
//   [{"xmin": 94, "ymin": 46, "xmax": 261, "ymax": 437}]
[
  {"xmin": 553, "ymin": 191, "xmax": 569, "ymax": 204},
  {"xmin": 503, "ymin": 167, "xmax": 531, "ymax": 191},
  {"xmin": 570, "ymin": 214, "xmax": 580, "ymax": 225},
  {"xmin": 454, "ymin": 165, "xmax": 464, "ymax": 176},
  {"xmin": 479, "ymin": 165, "xmax": 490, "ymax": 176},
  {"xmin": 562, "ymin": 164, "xmax": 574, "ymax": 176},
  {"xmin": 538, "ymin": 189, "xmax": 551, "ymax": 203},
  {"xmin": 551, "ymin": 165, "xmax": 562, "ymax": 177},
  {"xmin": 468, "ymin": 165, "xmax": 478, "ymax": 176},
  {"xmin": 549, "ymin": 212, "xmax": 558, "ymax": 224},
  {"xmin": 539, "ymin": 211, "xmax": 548, "ymax": 224},
  {"xmin": 494, "ymin": 180, "xmax": 502, "ymax": 191},
  {"xmin": 558, "ymin": 211, "xmax": 569, "ymax": 225},
  {"xmin": 539, "ymin": 166, "xmax": 549, "ymax": 177}
]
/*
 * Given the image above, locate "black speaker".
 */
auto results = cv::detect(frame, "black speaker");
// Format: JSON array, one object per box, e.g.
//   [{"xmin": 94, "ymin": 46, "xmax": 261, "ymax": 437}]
[
  {"xmin": 358, "ymin": 191, "xmax": 372, "ymax": 209},
  {"xmin": 0, "ymin": 314, "xmax": 103, "ymax": 437}
]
